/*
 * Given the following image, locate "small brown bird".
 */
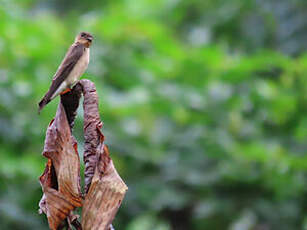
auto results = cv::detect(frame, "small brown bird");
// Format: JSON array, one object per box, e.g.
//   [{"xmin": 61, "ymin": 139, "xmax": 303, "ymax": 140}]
[{"xmin": 38, "ymin": 32, "xmax": 93, "ymax": 113}]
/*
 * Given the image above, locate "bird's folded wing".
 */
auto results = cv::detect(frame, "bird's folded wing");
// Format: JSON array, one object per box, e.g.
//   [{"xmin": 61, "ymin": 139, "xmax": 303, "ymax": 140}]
[{"xmin": 45, "ymin": 43, "xmax": 85, "ymax": 100}]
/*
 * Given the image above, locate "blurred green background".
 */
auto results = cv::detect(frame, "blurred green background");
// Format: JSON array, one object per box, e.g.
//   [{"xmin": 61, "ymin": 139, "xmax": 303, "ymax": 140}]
[{"xmin": 0, "ymin": 0, "xmax": 307, "ymax": 229}]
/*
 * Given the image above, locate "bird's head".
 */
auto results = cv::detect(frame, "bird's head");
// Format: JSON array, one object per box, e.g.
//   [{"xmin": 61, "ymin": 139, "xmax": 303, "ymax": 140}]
[{"xmin": 75, "ymin": 32, "xmax": 93, "ymax": 48}]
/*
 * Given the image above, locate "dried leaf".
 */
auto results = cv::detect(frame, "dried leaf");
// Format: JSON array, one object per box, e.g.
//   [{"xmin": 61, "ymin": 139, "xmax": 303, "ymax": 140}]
[
  {"xmin": 67, "ymin": 212, "xmax": 82, "ymax": 230},
  {"xmin": 60, "ymin": 83, "xmax": 82, "ymax": 130},
  {"xmin": 79, "ymin": 79, "xmax": 128, "ymax": 230},
  {"xmin": 82, "ymin": 144, "xmax": 128, "ymax": 230},
  {"xmin": 80, "ymin": 79, "xmax": 103, "ymax": 194},
  {"xmin": 39, "ymin": 79, "xmax": 127, "ymax": 230},
  {"xmin": 39, "ymin": 103, "xmax": 82, "ymax": 230}
]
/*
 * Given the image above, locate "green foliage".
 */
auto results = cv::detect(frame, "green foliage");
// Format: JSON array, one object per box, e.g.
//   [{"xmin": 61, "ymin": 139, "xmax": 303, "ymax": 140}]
[{"xmin": 0, "ymin": 0, "xmax": 307, "ymax": 229}]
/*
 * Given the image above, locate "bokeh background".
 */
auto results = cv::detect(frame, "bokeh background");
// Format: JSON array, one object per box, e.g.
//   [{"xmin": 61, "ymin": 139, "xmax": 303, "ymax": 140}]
[{"xmin": 1, "ymin": 0, "xmax": 307, "ymax": 229}]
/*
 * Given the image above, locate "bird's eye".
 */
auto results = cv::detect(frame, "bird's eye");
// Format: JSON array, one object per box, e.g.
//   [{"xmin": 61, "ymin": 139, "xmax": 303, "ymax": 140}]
[{"xmin": 81, "ymin": 33, "xmax": 86, "ymax": 37}]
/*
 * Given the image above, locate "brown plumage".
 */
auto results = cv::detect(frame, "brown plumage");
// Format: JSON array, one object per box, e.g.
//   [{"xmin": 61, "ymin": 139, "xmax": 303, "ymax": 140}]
[{"xmin": 38, "ymin": 32, "xmax": 93, "ymax": 113}]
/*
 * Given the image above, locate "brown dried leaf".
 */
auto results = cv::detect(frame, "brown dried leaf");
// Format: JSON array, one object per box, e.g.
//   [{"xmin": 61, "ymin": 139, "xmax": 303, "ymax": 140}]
[
  {"xmin": 39, "ymin": 103, "xmax": 82, "ymax": 230},
  {"xmin": 82, "ymin": 144, "xmax": 128, "ymax": 230},
  {"xmin": 39, "ymin": 79, "xmax": 127, "ymax": 230},
  {"xmin": 60, "ymin": 83, "xmax": 82, "ymax": 130},
  {"xmin": 79, "ymin": 79, "xmax": 128, "ymax": 230},
  {"xmin": 80, "ymin": 79, "xmax": 103, "ymax": 194},
  {"xmin": 67, "ymin": 212, "xmax": 82, "ymax": 230}
]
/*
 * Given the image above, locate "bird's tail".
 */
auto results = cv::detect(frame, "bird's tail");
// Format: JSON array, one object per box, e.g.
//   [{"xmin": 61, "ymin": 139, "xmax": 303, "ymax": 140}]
[{"xmin": 38, "ymin": 96, "xmax": 51, "ymax": 114}]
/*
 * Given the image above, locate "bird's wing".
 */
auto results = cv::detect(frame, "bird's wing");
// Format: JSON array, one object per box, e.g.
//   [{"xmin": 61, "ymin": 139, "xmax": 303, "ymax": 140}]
[
  {"xmin": 38, "ymin": 43, "xmax": 85, "ymax": 112},
  {"xmin": 48, "ymin": 43, "xmax": 85, "ymax": 98}
]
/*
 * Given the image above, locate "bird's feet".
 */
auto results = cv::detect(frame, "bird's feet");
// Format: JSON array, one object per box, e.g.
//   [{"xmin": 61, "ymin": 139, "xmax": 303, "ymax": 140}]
[{"xmin": 60, "ymin": 88, "xmax": 71, "ymax": 95}]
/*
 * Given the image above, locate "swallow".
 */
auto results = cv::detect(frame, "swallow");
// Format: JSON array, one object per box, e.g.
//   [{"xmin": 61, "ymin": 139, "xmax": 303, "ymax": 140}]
[{"xmin": 38, "ymin": 32, "xmax": 93, "ymax": 113}]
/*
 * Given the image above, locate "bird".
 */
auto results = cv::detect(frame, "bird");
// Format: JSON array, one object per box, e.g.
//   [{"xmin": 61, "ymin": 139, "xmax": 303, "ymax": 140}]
[{"xmin": 38, "ymin": 31, "xmax": 93, "ymax": 113}]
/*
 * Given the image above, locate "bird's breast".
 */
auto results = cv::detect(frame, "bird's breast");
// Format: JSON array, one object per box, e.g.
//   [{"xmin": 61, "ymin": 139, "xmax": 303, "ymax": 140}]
[{"xmin": 66, "ymin": 48, "xmax": 90, "ymax": 86}]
